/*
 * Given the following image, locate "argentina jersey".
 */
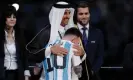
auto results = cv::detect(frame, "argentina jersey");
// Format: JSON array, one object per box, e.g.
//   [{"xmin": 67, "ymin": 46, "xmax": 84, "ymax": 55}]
[{"xmin": 43, "ymin": 40, "xmax": 81, "ymax": 80}]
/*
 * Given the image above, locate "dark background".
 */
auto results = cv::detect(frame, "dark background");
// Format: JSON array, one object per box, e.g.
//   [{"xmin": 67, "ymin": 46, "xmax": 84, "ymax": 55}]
[{"xmin": 1, "ymin": 0, "xmax": 133, "ymax": 80}]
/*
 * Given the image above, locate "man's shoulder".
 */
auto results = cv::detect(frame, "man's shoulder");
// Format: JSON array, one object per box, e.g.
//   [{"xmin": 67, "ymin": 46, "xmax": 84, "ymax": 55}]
[
  {"xmin": 37, "ymin": 24, "xmax": 51, "ymax": 35},
  {"xmin": 91, "ymin": 27, "xmax": 103, "ymax": 35}
]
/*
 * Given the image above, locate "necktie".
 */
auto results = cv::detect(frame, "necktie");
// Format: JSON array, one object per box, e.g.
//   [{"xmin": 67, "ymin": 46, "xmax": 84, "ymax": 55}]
[{"xmin": 82, "ymin": 27, "xmax": 88, "ymax": 49}]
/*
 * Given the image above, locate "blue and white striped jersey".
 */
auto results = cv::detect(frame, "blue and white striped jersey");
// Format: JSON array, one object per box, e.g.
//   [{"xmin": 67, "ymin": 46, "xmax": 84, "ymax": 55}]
[{"xmin": 43, "ymin": 40, "xmax": 81, "ymax": 80}]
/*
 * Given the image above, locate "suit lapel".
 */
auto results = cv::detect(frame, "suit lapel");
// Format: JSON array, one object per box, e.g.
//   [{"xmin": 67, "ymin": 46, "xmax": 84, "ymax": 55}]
[{"xmin": 15, "ymin": 33, "xmax": 20, "ymax": 62}]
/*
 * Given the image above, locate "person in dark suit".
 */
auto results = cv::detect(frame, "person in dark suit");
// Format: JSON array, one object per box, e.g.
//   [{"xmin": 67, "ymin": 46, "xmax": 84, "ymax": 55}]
[
  {"xmin": 0, "ymin": 5, "xmax": 30, "ymax": 80},
  {"xmin": 74, "ymin": 1, "xmax": 104, "ymax": 80}
]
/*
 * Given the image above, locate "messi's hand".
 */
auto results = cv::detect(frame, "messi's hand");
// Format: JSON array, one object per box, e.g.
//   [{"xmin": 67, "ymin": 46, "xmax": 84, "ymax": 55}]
[{"xmin": 73, "ymin": 44, "xmax": 84, "ymax": 56}]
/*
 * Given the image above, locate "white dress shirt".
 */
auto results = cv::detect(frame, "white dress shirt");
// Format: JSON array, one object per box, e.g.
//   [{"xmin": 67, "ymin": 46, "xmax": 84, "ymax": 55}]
[
  {"xmin": 4, "ymin": 30, "xmax": 17, "ymax": 70},
  {"xmin": 77, "ymin": 23, "xmax": 89, "ymax": 38},
  {"xmin": 4, "ymin": 30, "xmax": 30, "ymax": 76}
]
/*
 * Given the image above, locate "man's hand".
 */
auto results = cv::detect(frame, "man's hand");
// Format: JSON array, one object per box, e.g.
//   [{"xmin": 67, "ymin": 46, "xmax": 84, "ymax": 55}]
[
  {"xmin": 73, "ymin": 44, "xmax": 84, "ymax": 56},
  {"xmin": 51, "ymin": 44, "xmax": 68, "ymax": 56},
  {"xmin": 25, "ymin": 76, "xmax": 29, "ymax": 80},
  {"xmin": 34, "ymin": 66, "xmax": 41, "ymax": 75}
]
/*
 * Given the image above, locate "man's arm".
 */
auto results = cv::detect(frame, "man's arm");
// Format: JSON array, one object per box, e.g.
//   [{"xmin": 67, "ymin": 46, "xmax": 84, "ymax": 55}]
[
  {"xmin": 72, "ymin": 47, "xmax": 82, "ymax": 78},
  {"xmin": 26, "ymin": 26, "xmax": 50, "ymax": 63},
  {"xmin": 73, "ymin": 44, "xmax": 86, "ymax": 62},
  {"xmin": 26, "ymin": 25, "xmax": 68, "ymax": 62},
  {"xmin": 33, "ymin": 62, "xmax": 43, "ymax": 75}
]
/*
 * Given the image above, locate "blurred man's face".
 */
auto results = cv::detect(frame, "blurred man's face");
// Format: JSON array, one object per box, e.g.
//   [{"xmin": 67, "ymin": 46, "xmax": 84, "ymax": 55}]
[
  {"xmin": 61, "ymin": 9, "xmax": 71, "ymax": 27},
  {"xmin": 77, "ymin": 7, "xmax": 90, "ymax": 26}
]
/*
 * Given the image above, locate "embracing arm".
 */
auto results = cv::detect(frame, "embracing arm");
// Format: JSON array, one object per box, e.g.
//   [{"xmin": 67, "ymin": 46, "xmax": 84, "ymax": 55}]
[{"xmin": 73, "ymin": 43, "xmax": 86, "ymax": 62}]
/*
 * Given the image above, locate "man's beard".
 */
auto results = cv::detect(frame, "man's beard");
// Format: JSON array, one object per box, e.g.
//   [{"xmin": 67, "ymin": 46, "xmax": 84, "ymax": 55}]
[
  {"xmin": 61, "ymin": 18, "xmax": 69, "ymax": 27},
  {"xmin": 78, "ymin": 19, "xmax": 89, "ymax": 26}
]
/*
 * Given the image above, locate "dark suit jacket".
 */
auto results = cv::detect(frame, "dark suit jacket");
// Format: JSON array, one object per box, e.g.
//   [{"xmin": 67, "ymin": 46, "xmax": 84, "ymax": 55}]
[
  {"xmin": 78, "ymin": 25, "xmax": 104, "ymax": 80},
  {"xmin": 85, "ymin": 26, "xmax": 104, "ymax": 72},
  {"xmin": 0, "ymin": 28, "xmax": 29, "ymax": 80}
]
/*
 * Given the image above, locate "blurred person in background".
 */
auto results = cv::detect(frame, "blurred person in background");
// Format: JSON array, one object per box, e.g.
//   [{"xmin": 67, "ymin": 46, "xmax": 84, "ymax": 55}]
[
  {"xmin": 0, "ymin": 5, "xmax": 30, "ymax": 80},
  {"xmin": 74, "ymin": 1, "xmax": 104, "ymax": 80}
]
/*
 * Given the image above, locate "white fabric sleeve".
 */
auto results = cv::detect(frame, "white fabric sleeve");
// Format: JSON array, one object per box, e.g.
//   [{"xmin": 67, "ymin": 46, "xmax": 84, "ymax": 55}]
[
  {"xmin": 72, "ymin": 48, "xmax": 82, "ymax": 66},
  {"xmin": 45, "ymin": 46, "xmax": 52, "ymax": 57}
]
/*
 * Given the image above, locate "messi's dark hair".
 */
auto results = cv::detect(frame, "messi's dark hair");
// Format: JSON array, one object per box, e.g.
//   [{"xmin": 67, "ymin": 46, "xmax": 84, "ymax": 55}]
[{"xmin": 64, "ymin": 27, "xmax": 82, "ymax": 38}]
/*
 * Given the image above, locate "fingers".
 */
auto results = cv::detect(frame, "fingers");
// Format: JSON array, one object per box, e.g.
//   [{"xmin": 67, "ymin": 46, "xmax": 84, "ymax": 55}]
[
  {"xmin": 57, "ymin": 53, "xmax": 64, "ymax": 57},
  {"xmin": 74, "ymin": 51, "xmax": 80, "ymax": 56},
  {"xmin": 59, "ymin": 47, "xmax": 68, "ymax": 54},
  {"xmin": 73, "ymin": 50, "xmax": 82, "ymax": 56},
  {"xmin": 51, "ymin": 45, "xmax": 68, "ymax": 56},
  {"xmin": 73, "ymin": 44, "xmax": 84, "ymax": 56},
  {"xmin": 73, "ymin": 44, "xmax": 79, "ymax": 49},
  {"xmin": 34, "ymin": 67, "xmax": 41, "ymax": 75}
]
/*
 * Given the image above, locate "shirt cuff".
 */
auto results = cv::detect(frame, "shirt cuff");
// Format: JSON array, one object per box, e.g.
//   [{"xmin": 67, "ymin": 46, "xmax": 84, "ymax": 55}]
[
  {"xmin": 24, "ymin": 70, "xmax": 31, "ymax": 76},
  {"xmin": 45, "ymin": 46, "xmax": 51, "ymax": 57}
]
